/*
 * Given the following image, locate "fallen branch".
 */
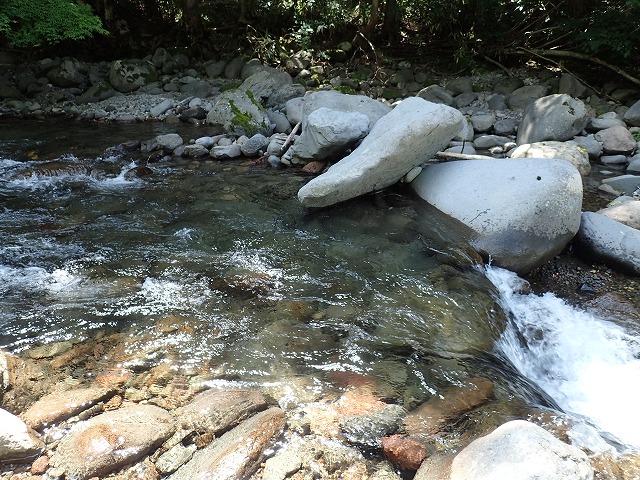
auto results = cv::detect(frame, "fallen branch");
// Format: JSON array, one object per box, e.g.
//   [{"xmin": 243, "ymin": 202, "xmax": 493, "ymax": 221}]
[
  {"xmin": 279, "ymin": 121, "xmax": 300, "ymax": 155},
  {"xmin": 430, "ymin": 151, "xmax": 499, "ymax": 162},
  {"xmin": 505, "ymin": 47, "xmax": 640, "ymax": 88}
]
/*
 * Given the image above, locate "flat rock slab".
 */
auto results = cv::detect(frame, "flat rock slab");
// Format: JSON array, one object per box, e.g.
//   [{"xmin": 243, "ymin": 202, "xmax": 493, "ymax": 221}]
[
  {"xmin": 449, "ymin": 420, "xmax": 593, "ymax": 480},
  {"xmin": 510, "ymin": 141, "xmax": 591, "ymax": 176},
  {"xmin": 50, "ymin": 404, "xmax": 175, "ymax": 480},
  {"xmin": 411, "ymin": 157, "xmax": 583, "ymax": 273},
  {"xmin": 298, "ymin": 97, "xmax": 463, "ymax": 208},
  {"xmin": 178, "ymin": 388, "xmax": 269, "ymax": 435},
  {"xmin": 575, "ymin": 212, "xmax": 640, "ymax": 275},
  {"xmin": 21, "ymin": 386, "xmax": 116, "ymax": 430},
  {"xmin": 404, "ymin": 377, "xmax": 494, "ymax": 438},
  {"xmin": 169, "ymin": 407, "xmax": 285, "ymax": 480}
]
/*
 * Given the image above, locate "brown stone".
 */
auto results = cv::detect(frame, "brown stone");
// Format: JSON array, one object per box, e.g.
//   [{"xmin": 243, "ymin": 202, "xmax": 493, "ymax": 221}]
[
  {"xmin": 404, "ymin": 377, "xmax": 494, "ymax": 437},
  {"xmin": 21, "ymin": 386, "xmax": 116, "ymax": 430},
  {"xmin": 49, "ymin": 343, "xmax": 94, "ymax": 369},
  {"xmin": 94, "ymin": 368, "xmax": 132, "ymax": 389},
  {"xmin": 301, "ymin": 160, "xmax": 327, "ymax": 174},
  {"xmin": 381, "ymin": 434, "xmax": 429, "ymax": 471},
  {"xmin": 30, "ymin": 455, "xmax": 49, "ymax": 475},
  {"xmin": 168, "ymin": 407, "xmax": 285, "ymax": 480},
  {"xmin": 178, "ymin": 388, "xmax": 269, "ymax": 435},
  {"xmin": 50, "ymin": 404, "xmax": 175, "ymax": 480}
]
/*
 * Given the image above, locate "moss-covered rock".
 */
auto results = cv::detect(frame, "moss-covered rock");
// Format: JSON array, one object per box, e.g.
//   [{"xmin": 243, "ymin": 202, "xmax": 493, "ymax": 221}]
[
  {"xmin": 206, "ymin": 89, "xmax": 273, "ymax": 136},
  {"xmin": 108, "ymin": 59, "xmax": 158, "ymax": 93}
]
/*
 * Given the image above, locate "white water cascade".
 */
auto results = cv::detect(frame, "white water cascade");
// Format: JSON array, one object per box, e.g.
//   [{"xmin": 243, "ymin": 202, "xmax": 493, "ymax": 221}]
[{"xmin": 486, "ymin": 266, "xmax": 640, "ymax": 452}]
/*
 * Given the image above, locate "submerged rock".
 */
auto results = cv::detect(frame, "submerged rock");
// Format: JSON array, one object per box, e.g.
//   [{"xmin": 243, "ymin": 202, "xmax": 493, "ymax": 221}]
[
  {"xmin": 298, "ymin": 97, "xmax": 463, "ymax": 208},
  {"xmin": 411, "ymin": 157, "xmax": 583, "ymax": 273}
]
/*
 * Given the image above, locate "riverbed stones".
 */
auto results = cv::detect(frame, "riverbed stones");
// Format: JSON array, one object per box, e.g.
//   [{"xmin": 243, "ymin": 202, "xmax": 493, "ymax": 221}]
[
  {"xmin": 508, "ymin": 84, "xmax": 548, "ymax": 109},
  {"xmin": 510, "ymin": 140, "xmax": 591, "ymax": 176},
  {"xmin": 46, "ymin": 57, "xmax": 87, "ymax": 88},
  {"xmin": 178, "ymin": 388, "xmax": 269, "ymax": 435},
  {"xmin": 411, "ymin": 157, "xmax": 583, "ymax": 273},
  {"xmin": 287, "ymin": 107, "xmax": 370, "ymax": 164},
  {"xmin": 50, "ymin": 404, "xmax": 175, "ymax": 480},
  {"xmin": 108, "ymin": 59, "xmax": 158, "ymax": 93},
  {"xmin": 206, "ymin": 89, "xmax": 272, "ymax": 136},
  {"xmin": 155, "ymin": 132, "xmax": 184, "ymax": 152},
  {"xmin": 517, "ymin": 94, "xmax": 588, "ymax": 144},
  {"xmin": 0, "ymin": 408, "xmax": 44, "ymax": 462},
  {"xmin": 298, "ymin": 97, "xmax": 464, "ymax": 208},
  {"xmin": 598, "ymin": 197, "xmax": 640, "ymax": 229},
  {"xmin": 448, "ymin": 420, "xmax": 593, "ymax": 480},
  {"xmin": 601, "ymin": 174, "xmax": 640, "ymax": 196},
  {"xmin": 169, "ymin": 407, "xmax": 285, "ymax": 480},
  {"xmin": 21, "ymin": 386, "xmax": 116, "ymax": 430},
  {"xmin": 417, "ymin": 85, "xmax": 454, "ymax": 106},
  {"xmin": 595, "ymin": 125, "xmax": 637, "ymax": 154},
  {"xmin": 574, "ymin": 212, "xmax": 640, "ymax": 275}
]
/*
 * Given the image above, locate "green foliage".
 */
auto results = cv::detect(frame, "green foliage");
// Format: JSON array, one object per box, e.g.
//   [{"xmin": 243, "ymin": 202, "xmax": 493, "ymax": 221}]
[{"xmin": 0, "ymin": 0, "xmax": 107, "ymax": 47}]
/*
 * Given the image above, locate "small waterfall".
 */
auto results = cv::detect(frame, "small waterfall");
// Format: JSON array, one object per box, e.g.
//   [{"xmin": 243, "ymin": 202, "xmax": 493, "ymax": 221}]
[{"xmin": 486, "ymin": 266, "xmax": 640, "ymax": 451}]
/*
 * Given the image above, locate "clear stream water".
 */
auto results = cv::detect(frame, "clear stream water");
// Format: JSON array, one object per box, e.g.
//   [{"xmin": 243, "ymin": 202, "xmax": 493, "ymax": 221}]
[{"xmin": 1, "ymin": 119, "xmax": 638, "ymax": 453}]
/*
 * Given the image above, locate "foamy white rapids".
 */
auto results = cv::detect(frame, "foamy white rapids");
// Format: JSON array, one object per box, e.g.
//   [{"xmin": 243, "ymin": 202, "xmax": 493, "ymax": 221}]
[{"xmin": 486, "ymin": 266, "xmax": 640, "ymax": 451}]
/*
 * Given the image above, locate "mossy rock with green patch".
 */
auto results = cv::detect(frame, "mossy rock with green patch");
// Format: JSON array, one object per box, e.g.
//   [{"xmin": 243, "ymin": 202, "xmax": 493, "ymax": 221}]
[
  {"xmin": 334, "ymin": 85, "xmax": 357, "ymax": 95},
  {"xmin": 381, "ymin": 87, "xmax": 403, "ymax": 100},
  {"xmin": 108, "ymin": 59, "xmax": 158, "ymax": 93},
  {"xmin": 206, "ymin": 89, "xmax": 272, "ymax": 136}
]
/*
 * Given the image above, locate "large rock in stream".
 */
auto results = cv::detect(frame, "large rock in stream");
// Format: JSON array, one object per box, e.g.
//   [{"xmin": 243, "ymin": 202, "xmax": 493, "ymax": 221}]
[
  {"xmin": 169, "ymin": 407, "xmax": 285, "ymax": 480},
  {"xmin": 410, "ymin": 158, "xmax": 583, "ymax": 274},
  {"xmin": 298, "ymin": 97, "xmax": 464, "ymax": 208},
  {"xmin": 446, "ymin": 420, "xmax": 593, "ymax": 480},
  {"xmin": 50, "ymin": 404, "xmax": 175, "ymax": 480}
]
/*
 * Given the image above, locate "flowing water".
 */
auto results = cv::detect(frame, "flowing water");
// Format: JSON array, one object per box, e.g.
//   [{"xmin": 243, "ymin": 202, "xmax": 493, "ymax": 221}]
[{"xmin": 1, "ymin": 119, "xmax": 639, "ymax": 453}]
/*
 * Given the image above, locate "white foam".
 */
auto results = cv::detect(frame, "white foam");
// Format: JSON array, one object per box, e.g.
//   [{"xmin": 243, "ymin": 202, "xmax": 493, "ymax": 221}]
[{"xmin": 487, "ymin": 266, "xmax": 640, "ymax": 451}]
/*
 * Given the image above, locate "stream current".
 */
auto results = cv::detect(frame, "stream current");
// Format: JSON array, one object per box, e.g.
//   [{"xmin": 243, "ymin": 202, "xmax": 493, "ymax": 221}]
[{"xmin": 1, "ymin": 119, "xmax": 638, "ymax": 453}]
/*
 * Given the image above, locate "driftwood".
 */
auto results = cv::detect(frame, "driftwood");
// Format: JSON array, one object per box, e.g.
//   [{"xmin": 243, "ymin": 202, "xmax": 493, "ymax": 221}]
[{"xmin": 429, "ymin": 151, "xmax": 498, "ymax": 162}]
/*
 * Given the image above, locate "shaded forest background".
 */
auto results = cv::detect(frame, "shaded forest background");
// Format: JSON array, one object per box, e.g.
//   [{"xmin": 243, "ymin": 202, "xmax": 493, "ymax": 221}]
[{"xmin": 1, "ymin": 0, "xmax": 639, "ymax": 83}]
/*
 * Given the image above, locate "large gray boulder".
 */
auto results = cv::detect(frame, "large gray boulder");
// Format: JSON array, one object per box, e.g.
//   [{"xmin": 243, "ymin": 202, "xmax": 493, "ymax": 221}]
[
  {"xmin": 411, "ymin": 158, "xmax": 583, "ymax": 273},
  {"xmin": 597, "ymin": 197, "xmax": 640, "ymax": 229},
  {"xmin": 46, "ymin": 57, "xmax": 87, "ymax": 88},
  {"xmin": 517, "ymin": 94, "xmax": 588, "ymax": 145},
  {"xmin": 286, "ymin": 107, "xmax": 370, "ymax": 164},
  {"xmin": 448, "ymin": 420, "xmax": 593, "ymax": 480},
  {"xmin": 108, "ymin": 59, "xmax": 158, "ymax": 93},
  {"xmin": 623, "ymin": 99, "xmax": 640, "ymax": 126},
  {"xmin": 574, "ymin": 212, "xmax": 640, "ymax": 275},
  {"xmin": 206, "ymin": 89, "xmax": 273, "ymax": 136},
  {"xmin": 239, "ymin": 68, "xmax": 293, "ymax": 101},
  {"xmin": 298, "ymin": 97, "xmax": 464, "ymax": 208},
  {"xmin": 594, "ymin": 125, "xmax": 637, "ymax": 154},
  {"xmin": 286, "ymin": 90, "xmax": 391, "ymax": 129},
  {"xmin": 510, "ymin": 141, "xmax": 591, "ymax": 176}
]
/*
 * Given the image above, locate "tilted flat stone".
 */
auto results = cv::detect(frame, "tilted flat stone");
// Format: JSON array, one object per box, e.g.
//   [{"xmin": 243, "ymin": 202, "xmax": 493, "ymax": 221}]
[
  {"xmin": 285, "ymin": 90, "xmax": 391, "ymax": 129},
  {"xmin": 50, "ymin": 404, "xmax": 175, "ymax": 480},
  {"xmin": 517, "ymin": 94, "xmax": 588, "ymax": 144},
  {"xmin": 21, "ymin": 386, "xmax": 116, "ymax": 430},
  {"xmin": 298, "ymin": 97, "xmax": 464, "ymax": 208},
  {"xmin": 449, "ymin": 420, "xmax": 593, "ymax": 480},
  {"xmin": 411, "ymin": 158, "xmax": 583, "ymax": 273},
  {"xmin": 169, "ymin": 407, "xmax": 285, "ymax": 480},
  {"xmin": 286, "ymin": 107, "xmax": 370, "ymax": 164},
  {"xmin": 575, "ymin": 212, "xmax": 640, "ymax": 275},
  {"xmin": 206, "ymin": 89, "xmax": 272, "ymax": 136},
  {"xmin": 178, "ymin": 388, "xmax": 269, "ymax": 435}
]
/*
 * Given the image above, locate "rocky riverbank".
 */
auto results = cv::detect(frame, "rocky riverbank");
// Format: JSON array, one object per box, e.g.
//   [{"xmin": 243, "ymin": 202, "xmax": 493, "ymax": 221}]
[{"xmin": 1, "ymin": 46, "xmax": 640, "ymax": 479}]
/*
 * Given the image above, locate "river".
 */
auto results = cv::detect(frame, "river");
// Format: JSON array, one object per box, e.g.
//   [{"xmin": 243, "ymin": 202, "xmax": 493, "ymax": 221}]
[{"xmin": 1, "ymin": 119, "xmax": 638, "ymax": 455}]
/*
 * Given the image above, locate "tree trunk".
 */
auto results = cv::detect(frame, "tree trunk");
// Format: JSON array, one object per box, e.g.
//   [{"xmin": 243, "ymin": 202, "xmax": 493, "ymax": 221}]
[
  {"xmin": 382, "ymin": 0, "xmax": 399, "ymax": 43},
  {"xmin": 363, "ymin": 0, "xmax": 380, "ymax": 38}
]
